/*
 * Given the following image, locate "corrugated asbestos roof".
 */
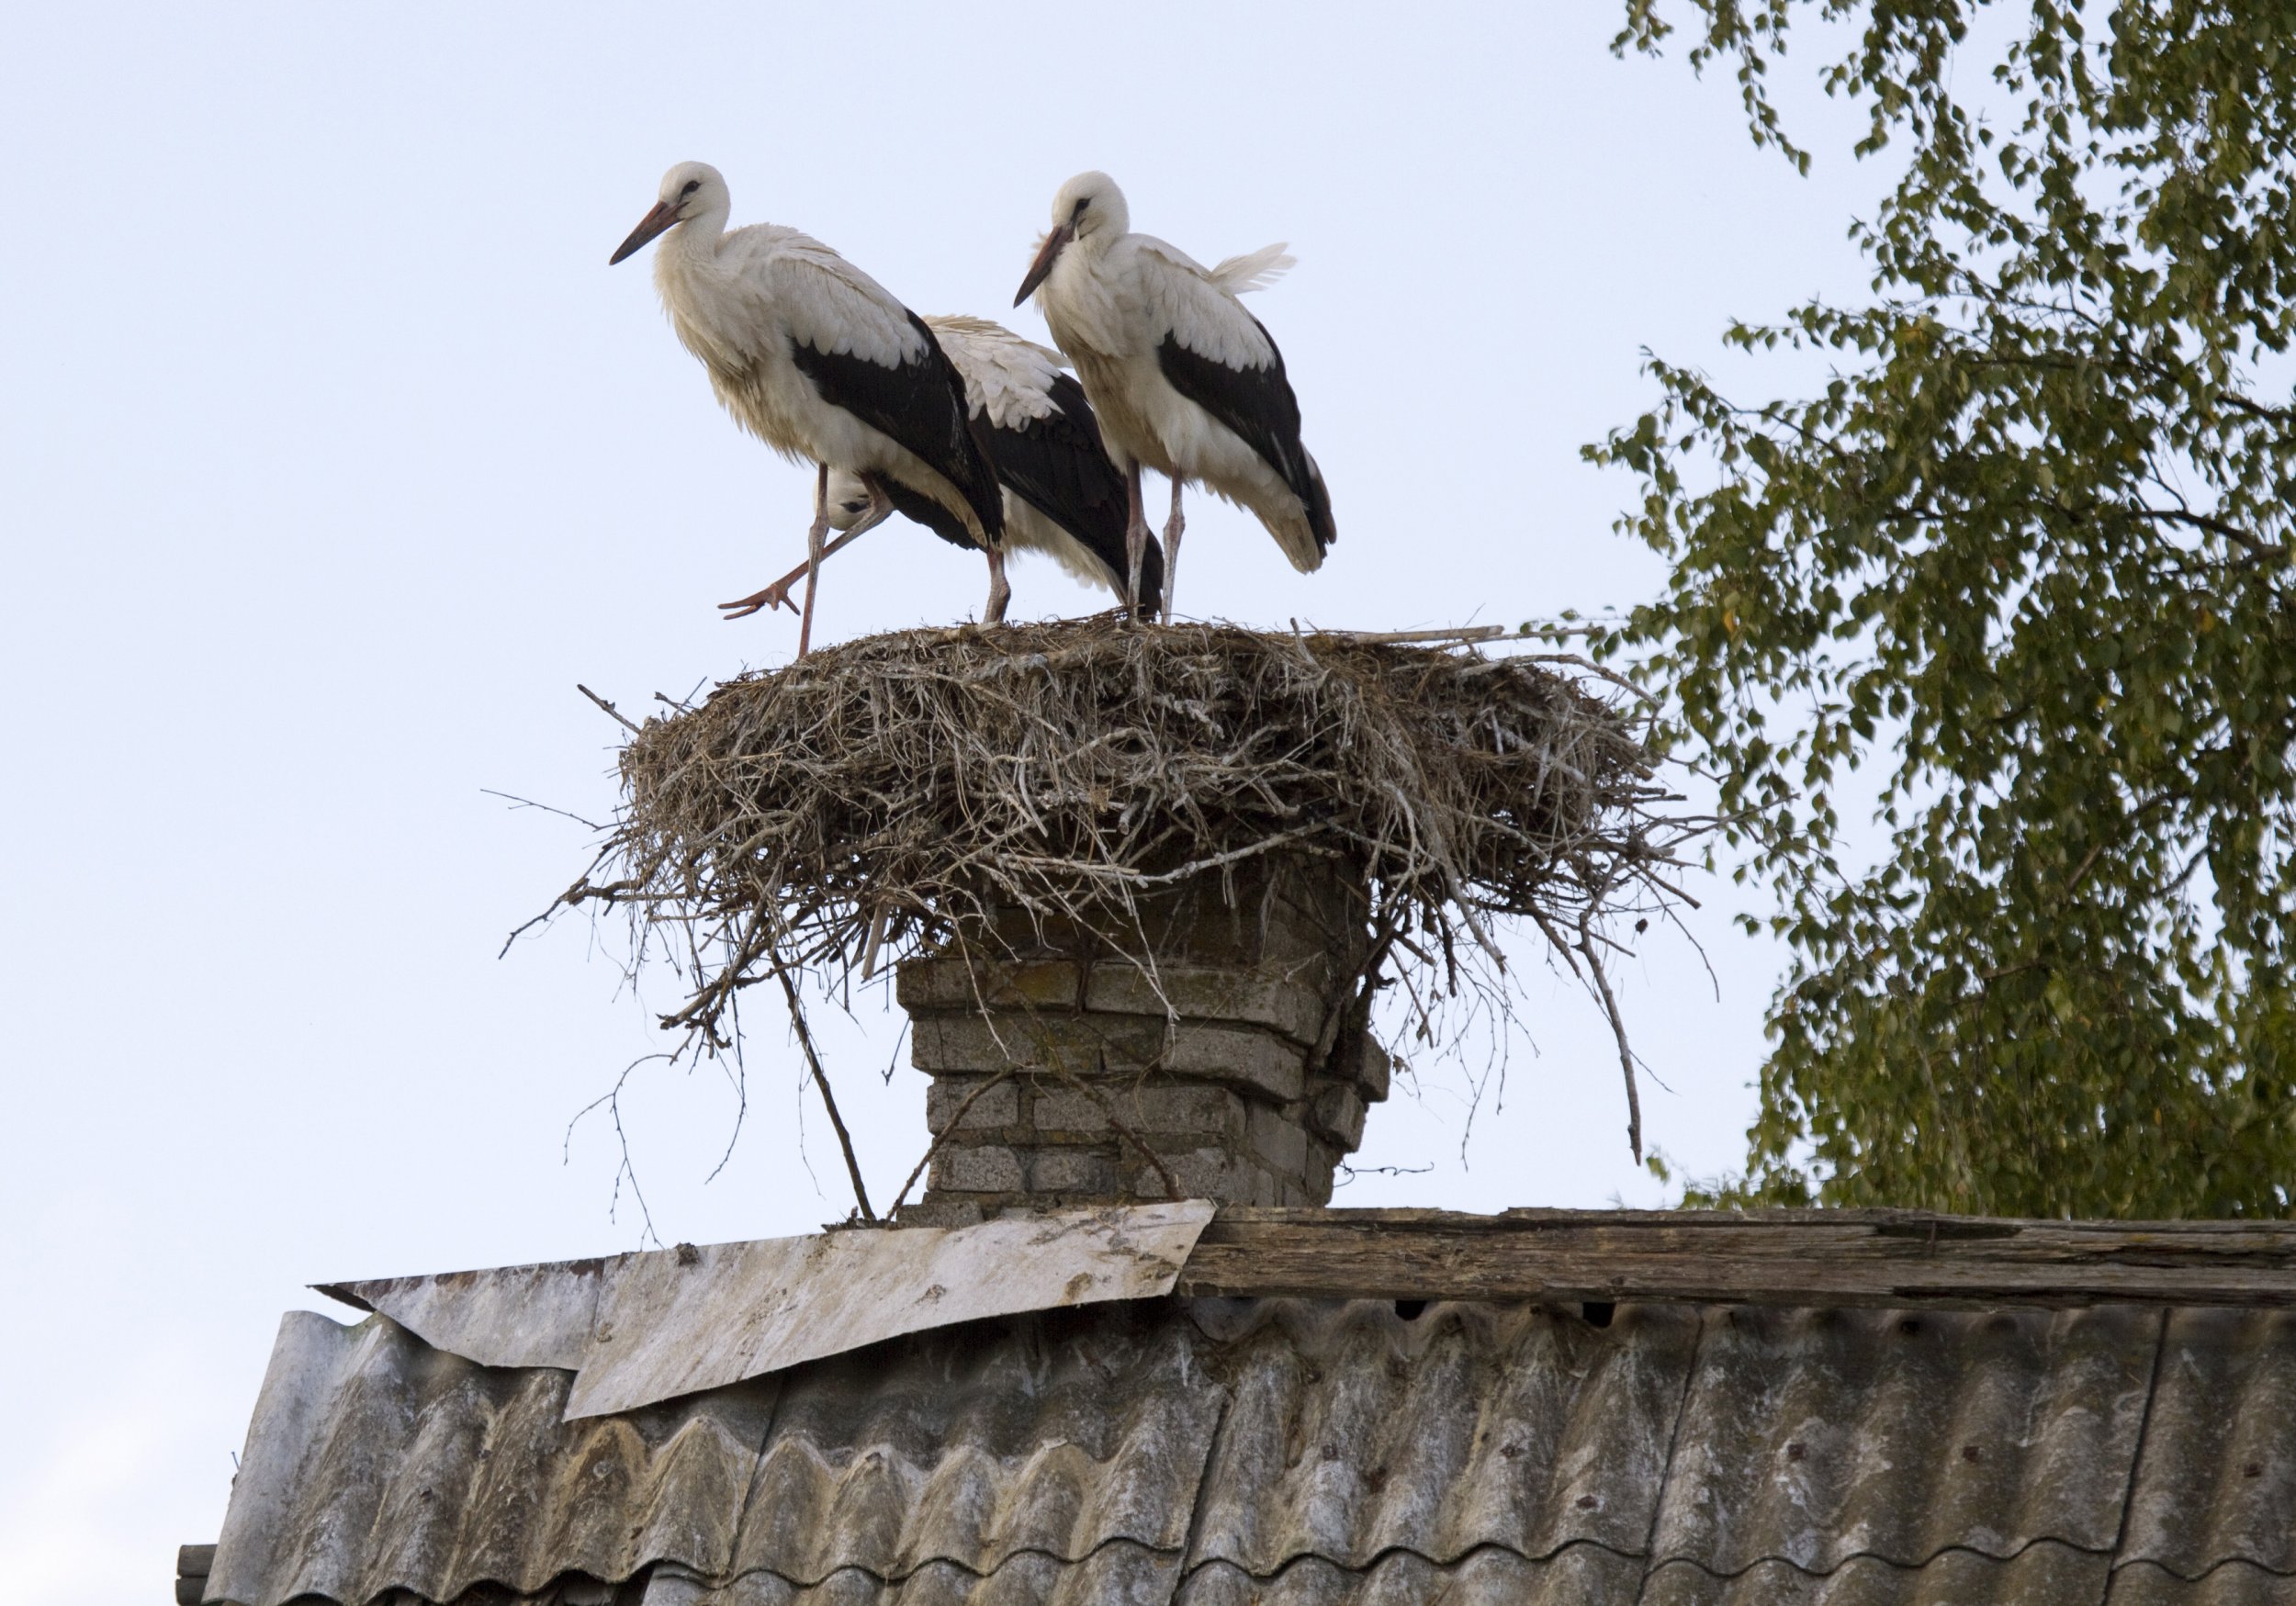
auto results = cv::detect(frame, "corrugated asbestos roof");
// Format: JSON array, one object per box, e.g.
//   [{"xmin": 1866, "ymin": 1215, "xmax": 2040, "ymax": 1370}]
[{"xmin": 207, "ymin": 1294, "xmax": 2296, "ymax": 1606}]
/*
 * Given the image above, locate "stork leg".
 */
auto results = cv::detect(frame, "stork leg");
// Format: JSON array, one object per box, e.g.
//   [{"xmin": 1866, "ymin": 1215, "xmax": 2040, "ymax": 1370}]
[
  {"xmin": 1123, "ymin": 462, "xmax": 1150, "ymax": 622},
  {"xmin": 1161, "ymin": 477, "xmax": 1186, "ymax": 623},
  {"xmin": 794, "ymin": 464, "xmax": 832, "ymax": 657},
  {"xmin": 983, "ymin": 545, "xmax": 1011, "ymax": 624},
  {"xmin": 721, "ymin": 474, "xmax": 893, "ymax": 623}
]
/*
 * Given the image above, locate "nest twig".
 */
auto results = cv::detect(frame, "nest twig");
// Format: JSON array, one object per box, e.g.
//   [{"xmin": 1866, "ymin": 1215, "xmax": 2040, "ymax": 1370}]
[{"xmin": 544, "ymin": 618, "xmax": 1699, "ymax": 1202}]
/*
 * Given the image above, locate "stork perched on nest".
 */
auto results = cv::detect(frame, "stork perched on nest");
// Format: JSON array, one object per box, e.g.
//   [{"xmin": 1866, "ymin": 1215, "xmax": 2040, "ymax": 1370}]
[
  {"xmin": 737, "ymin": 317, "xmax": 1165, "ymax": 621},
  {"xmin": 610, "ymin": 161, "xmax": 1004, "ymax": 654},
  {"xmin": 1015, "ymin": 172, "xmax": 1335, "ymax": 621}
]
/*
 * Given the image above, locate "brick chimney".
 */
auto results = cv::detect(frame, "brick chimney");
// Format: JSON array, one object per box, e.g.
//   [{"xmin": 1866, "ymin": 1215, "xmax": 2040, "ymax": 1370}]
[{"xmin": 895, "ymin": 853, "xmax": 1390, "ymax": 1223}]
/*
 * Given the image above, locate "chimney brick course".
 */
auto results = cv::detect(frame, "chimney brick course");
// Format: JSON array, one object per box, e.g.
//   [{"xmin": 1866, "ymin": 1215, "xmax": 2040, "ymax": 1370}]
[{"xmin": 897, "ymin": 854, "xmax": 1390, "ymax": 1224}]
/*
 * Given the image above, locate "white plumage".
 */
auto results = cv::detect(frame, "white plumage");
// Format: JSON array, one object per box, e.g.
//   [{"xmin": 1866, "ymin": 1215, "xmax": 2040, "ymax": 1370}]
[
  {"xmin": 1015, "ymin": 172, "xmax": 1334, "ymax": 618},
  {"xmin": 610, "ymin": 161, "xmax": 1002, "ymax": 650},
  {"xmin": 929, "ymin": 314, "xmax": 1069, "ymax": 432},
  {"xmin": 1203, "ymin": 242, "xmax": 1298, "ymax": 297}
]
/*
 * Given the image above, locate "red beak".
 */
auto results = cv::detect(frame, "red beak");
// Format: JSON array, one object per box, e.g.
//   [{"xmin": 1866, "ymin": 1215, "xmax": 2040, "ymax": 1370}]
[
  {"xmin": 1013, "ymin": 222, "xmax": 1075, "ymax": 307},
  {"xmin": 610, "ymin": 198, "xmax": 681, "ymax": 265}
]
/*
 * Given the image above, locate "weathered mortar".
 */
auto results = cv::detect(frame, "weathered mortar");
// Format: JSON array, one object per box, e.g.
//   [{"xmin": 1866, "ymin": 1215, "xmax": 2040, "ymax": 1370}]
[{"xmin": 897, "ymin": 853, "xmax": 1390, "ymax": 1223}]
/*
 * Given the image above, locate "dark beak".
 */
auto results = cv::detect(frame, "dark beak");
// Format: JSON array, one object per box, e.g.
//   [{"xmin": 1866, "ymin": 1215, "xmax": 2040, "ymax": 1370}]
[
  {"xmin": 610, "ymin": 198, "xmax": 681, "ymax": 265},
  {"xmin": 1013, "ymin": 222, "xmax": 1075, "ymax": 307}
]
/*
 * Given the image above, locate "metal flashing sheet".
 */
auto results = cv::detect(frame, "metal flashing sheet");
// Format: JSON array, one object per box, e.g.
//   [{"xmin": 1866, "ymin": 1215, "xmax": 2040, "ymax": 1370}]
[{"xmin": 315, "ymin": 1201, "xmax": 1215, "ymax": 1418}]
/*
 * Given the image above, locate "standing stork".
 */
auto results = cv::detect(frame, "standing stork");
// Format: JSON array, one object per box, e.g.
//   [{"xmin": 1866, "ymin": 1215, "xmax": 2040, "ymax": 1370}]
[
  {"xmin": 1014, "ymin": 171, "xmax": 1334, "ymax": 620},
  {"xmin": 734, "ymin": 315, "xmax": 1164, "ymax": 621},
  {"xmin": 609, "ymin": 161, "xmax": 1003, "ymax": 653}
]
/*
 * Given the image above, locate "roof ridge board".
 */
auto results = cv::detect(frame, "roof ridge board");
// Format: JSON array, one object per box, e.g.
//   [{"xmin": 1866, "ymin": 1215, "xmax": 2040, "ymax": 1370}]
[
  {"xmin": 1182, "ymin": 1218, "xmax": 2296, "ymax": 1308},
  {"xmin": 1213, "ymin": 1207, "xmax": 2296, "ymax": 1241},
  {"xmin": 306, "ymin": 1210, "xmax": 2296, "ymax": 1308}
]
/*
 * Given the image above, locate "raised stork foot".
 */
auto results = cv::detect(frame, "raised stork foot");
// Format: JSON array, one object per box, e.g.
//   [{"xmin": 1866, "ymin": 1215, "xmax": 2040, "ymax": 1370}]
[
  {"xmin": 717, "ymin": 579, "xmax": 802, "ymax": 621},
  {"xmin": 719, "ymin": 473, "xmax": 893, "ymax": 625}
]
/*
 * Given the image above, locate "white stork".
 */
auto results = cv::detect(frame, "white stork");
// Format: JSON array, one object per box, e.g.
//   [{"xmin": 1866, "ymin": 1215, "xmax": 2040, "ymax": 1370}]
[
  {"xmin": 735, "ymin": 316, "xmax": 1164, "ymax": 621},
  {"xmin": 609, "ymin": 161, "xmax": 1004, "ymax": 653},
  {"xmin": 1013, "ymin": 172, "xmax": 1334, "ymax": 620}
]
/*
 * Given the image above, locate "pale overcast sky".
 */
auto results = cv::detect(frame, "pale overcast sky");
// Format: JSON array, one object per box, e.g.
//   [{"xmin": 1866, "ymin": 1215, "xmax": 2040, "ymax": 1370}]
[{"xmin": 0, "ymin": 4, "xmax": 1883, "ymax": 1597}]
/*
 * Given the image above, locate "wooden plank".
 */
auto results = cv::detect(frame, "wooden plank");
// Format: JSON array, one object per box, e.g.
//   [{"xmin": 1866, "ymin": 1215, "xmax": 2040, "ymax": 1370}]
[{"xmin": 1173, "ymin": 1207, "xmax": 2296, "ymax": 1309}]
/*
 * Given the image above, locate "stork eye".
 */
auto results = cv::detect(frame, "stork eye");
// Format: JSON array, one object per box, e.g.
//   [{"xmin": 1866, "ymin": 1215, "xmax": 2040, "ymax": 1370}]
[
  {"xmin": 1072, "ymin": 197, "xmax": 1090, "ymax": 219},
  {"xmin": 681, "ymin": 179, "xmax": 702, "ymax": 197}
]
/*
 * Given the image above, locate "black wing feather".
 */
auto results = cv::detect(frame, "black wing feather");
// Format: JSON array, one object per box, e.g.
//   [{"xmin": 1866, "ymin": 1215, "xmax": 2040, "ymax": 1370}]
[
  {"xmin": 983, "ymin": 373, "xmax": 1162, "ymax": 609},
  {"xmin": 1156, "ymin": 319, "xmax": 1335, "ymax": 556},
  {"xmin": 868, "ymin": 472, "xmax": 977, "ymax": 552},
  {"xmin": 789, "ymin": 312, "xmax": 1006, "ymax": 542}
]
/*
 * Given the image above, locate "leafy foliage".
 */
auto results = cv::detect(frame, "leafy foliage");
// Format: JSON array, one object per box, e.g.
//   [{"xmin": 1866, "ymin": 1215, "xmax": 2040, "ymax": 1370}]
[{"xmin": 1596, "ymin": 1, "xmax": 2296, "ymax": 1215}]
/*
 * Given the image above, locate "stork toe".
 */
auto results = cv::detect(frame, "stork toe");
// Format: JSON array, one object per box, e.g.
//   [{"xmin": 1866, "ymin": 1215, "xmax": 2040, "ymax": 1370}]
[{"xmin": 718, "ymin": 582, "xmax": 800, "ymax": 620}]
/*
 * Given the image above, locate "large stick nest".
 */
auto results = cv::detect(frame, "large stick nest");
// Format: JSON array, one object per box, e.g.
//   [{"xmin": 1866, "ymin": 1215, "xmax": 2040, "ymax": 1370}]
[{"xmin": 557, "ymin": 619, "xmax": 1691, "ymax": 1153}]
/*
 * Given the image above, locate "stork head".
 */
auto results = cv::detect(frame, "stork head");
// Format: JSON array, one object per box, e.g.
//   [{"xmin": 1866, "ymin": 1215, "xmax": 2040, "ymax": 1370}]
[
  {"xmin": 610, "ymin": 162, "xmax": 728, "ymax": 265},
  {"xmin": 825, "ymin": 470, "xmax": 876, "ymax": 532},
  {"xmin": 1013, "ymin": 172, "xmax": 1127, "ymax": 306}
]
